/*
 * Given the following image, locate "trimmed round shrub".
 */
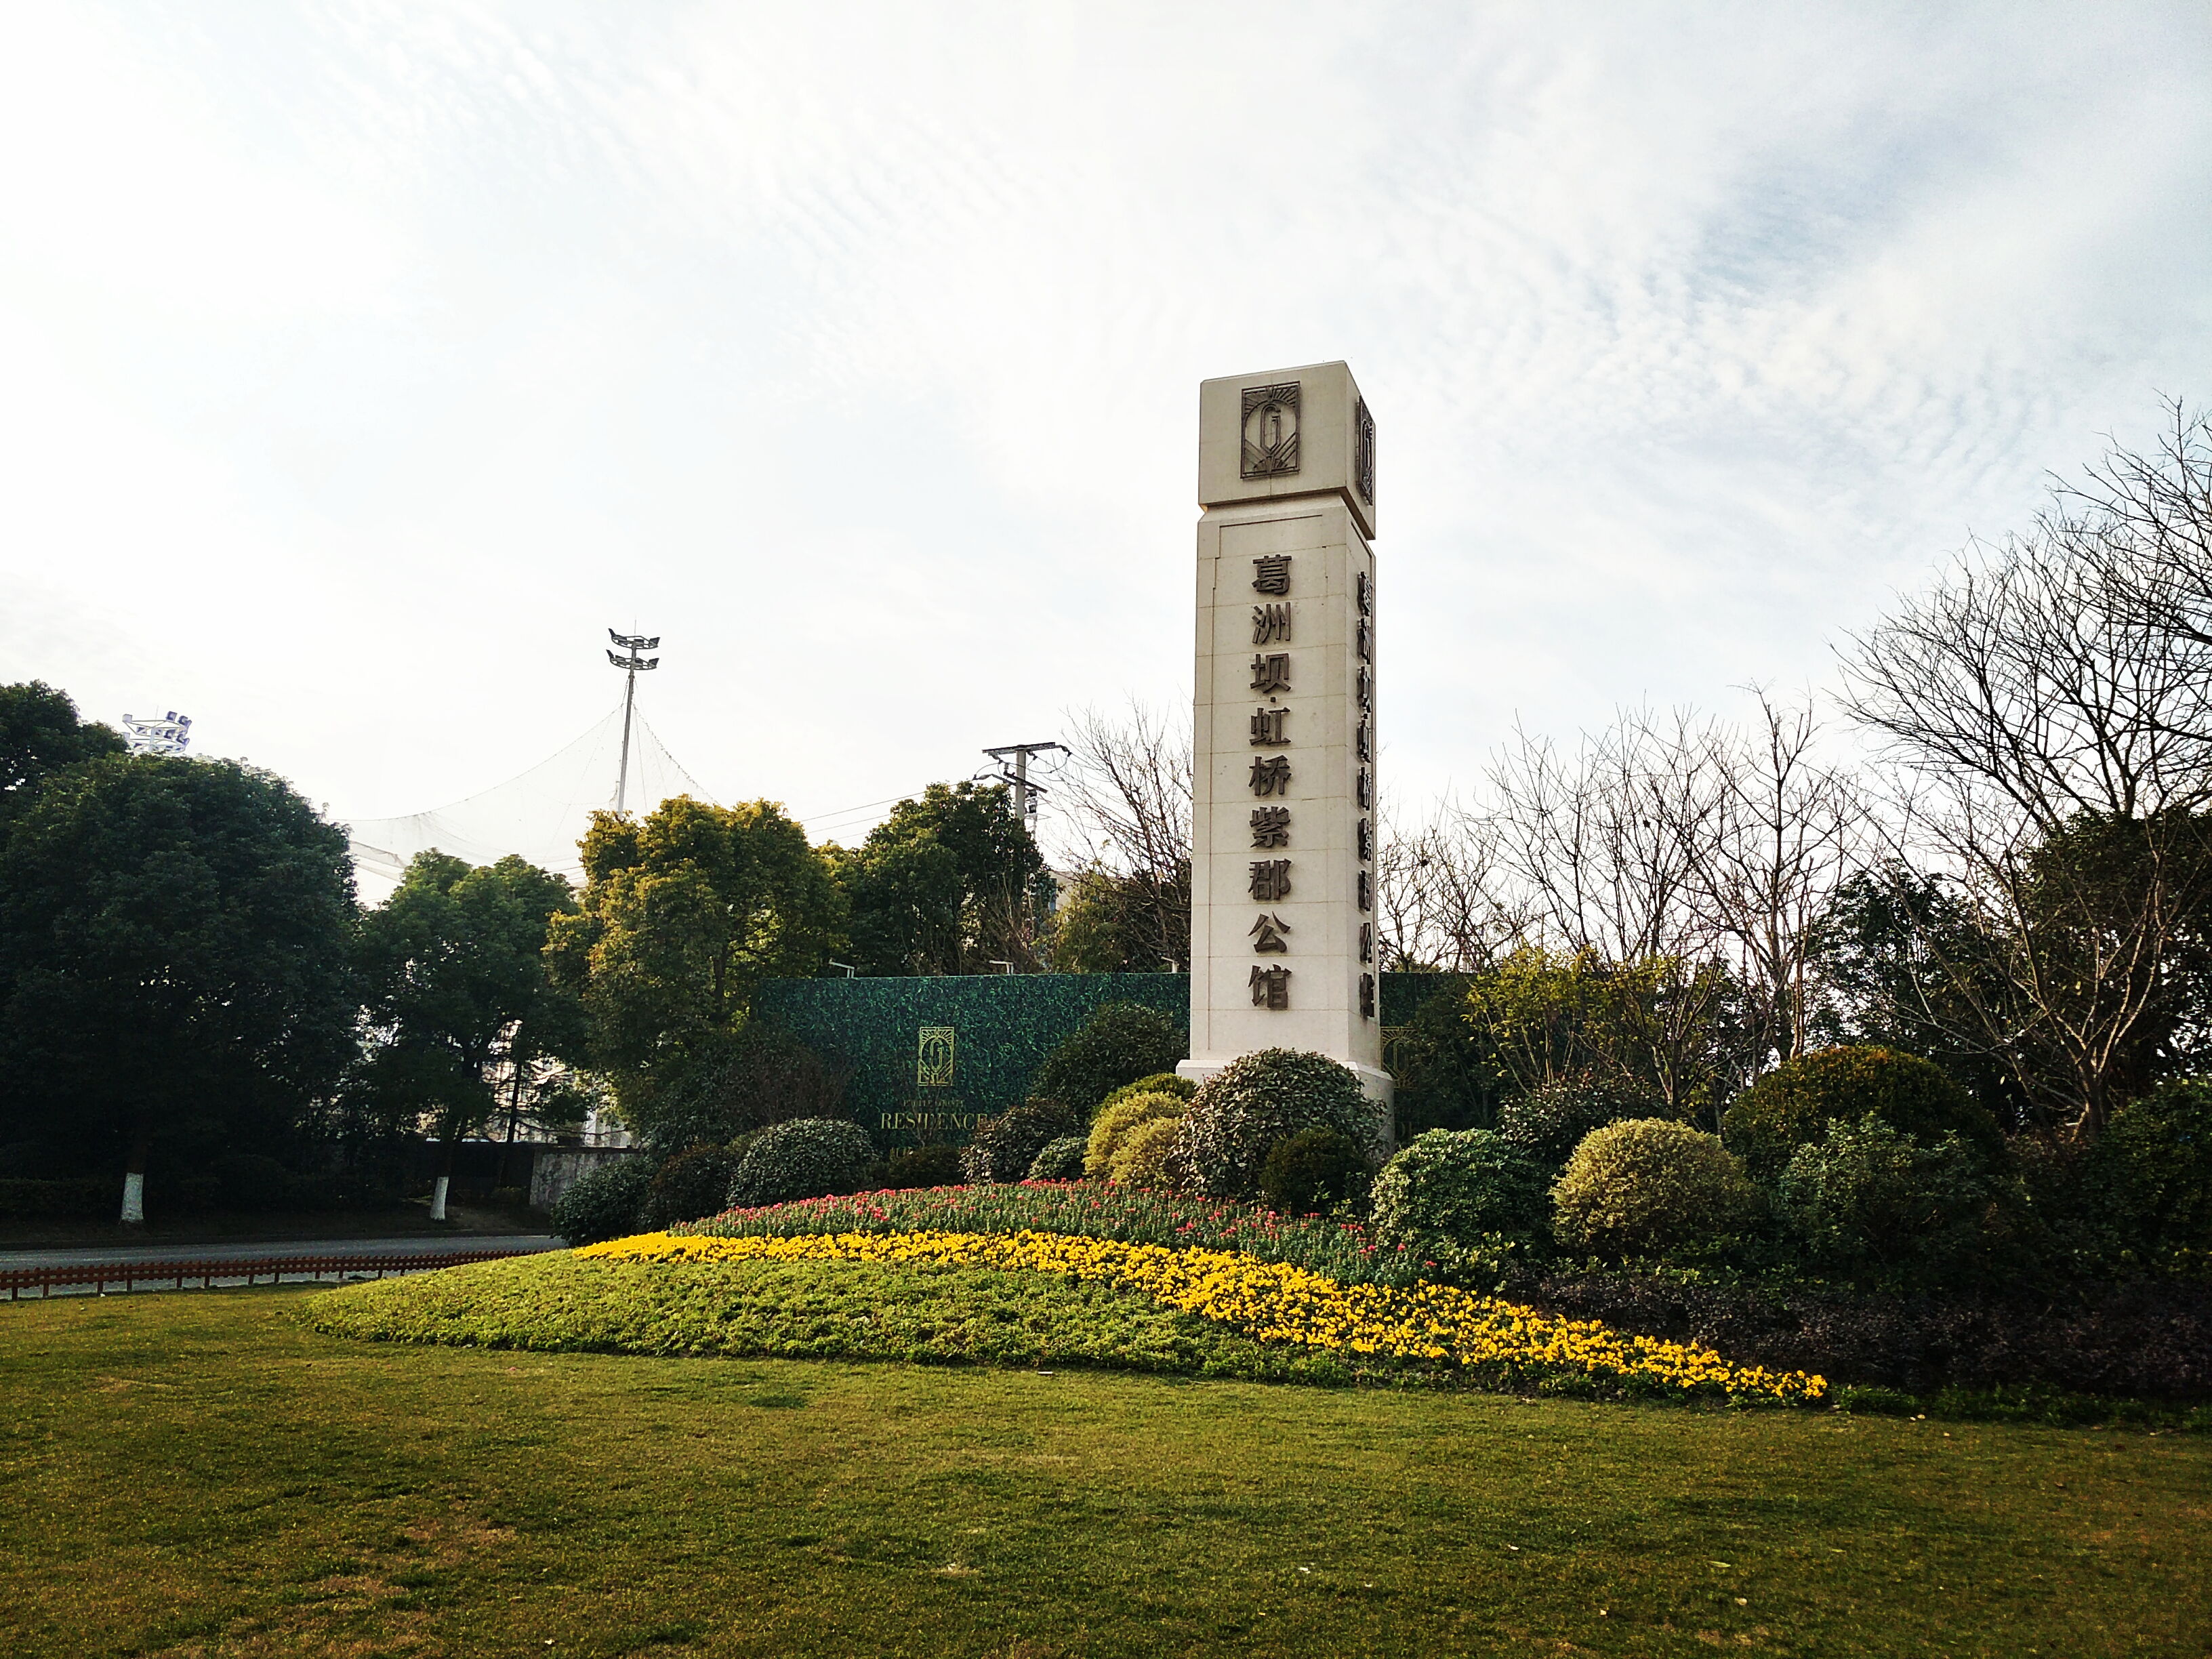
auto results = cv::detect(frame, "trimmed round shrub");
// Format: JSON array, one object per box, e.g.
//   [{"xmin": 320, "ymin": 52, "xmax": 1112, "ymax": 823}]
[
  {"xmin": 726, "ymin": 1118, "xmax": 876, "ymax": 1208},
  {"xmin": 642, "ymin": 1142, "xmax": 745, "ymax": 1227},
  {"xmin": 2087, "ymin": 1078, "xmax": 2212, "ymax": 1270},
  {"xmin": 1777, "ymin": 1117, "xmax": 2001, "ymax": 1281},
  {"xmin": 876, "ymin": 1143, "xmax": 963, "ymax": 1190},
  {"xmin": 1723, "ymin": 1045, "xmax": 1999, "ymax": 1179},
  {"xmin": 1496, "ymin": 1078, "xmax": 1660, "ymax": 1170},
  {"xmin": 1086, "ymin": 1090, "xmax": 1189, "ymax": 1176},
  {"xmin": 1370, "ymin": 1129, "xmax": 1549, "ymax": 1265},
  {"xmin": 1107, "ymin": 1115, "xmax": 1185, "ymax": 1187},
  {"xmin": 550, "ymin": 1153, "xmax": 657, "ymax": 1246},
  {"xmin": 1170, "ymin": 1048, "xmax": 1378, "ymax": 1200},
  {"xmin": 1096, "ymin": 1071, "xmax": 1197, "ymax": 1119},
  {"xmin": 1258, "ymin": 1128, "xmax": 1366, "ymax": 1216},
  {"xmin": 1031, "ymin": 1003, "xmax": 1186, "ymax": 1114},
  {"xmin": 1026, "ymin": 1135, "xmax": 1089, "ymax": 1183},
  {"xmin": 960, "ymin": 1099, "xmax": 1079, "ymax": 1185},
  {"xmin": 1551, "ymin": 1119, "xmax": 1760, "ymax": 1261}
]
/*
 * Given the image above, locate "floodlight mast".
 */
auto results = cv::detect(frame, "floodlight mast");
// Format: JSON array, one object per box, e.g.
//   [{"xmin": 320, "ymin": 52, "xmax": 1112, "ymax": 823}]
[{"xmin": 607, "ymin": 630, "xmax": 661, "ymax": 814}]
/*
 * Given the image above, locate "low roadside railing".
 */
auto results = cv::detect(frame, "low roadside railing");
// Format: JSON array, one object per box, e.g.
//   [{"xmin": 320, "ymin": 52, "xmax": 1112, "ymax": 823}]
[{"xmin": 1, "ymin": 1246, "xmax": 541, "ymax": 1300}]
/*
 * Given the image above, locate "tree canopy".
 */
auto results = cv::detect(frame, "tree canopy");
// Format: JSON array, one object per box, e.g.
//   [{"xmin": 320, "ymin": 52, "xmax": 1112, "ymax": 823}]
[
  {"xmin": 0, "ymin": 681, "xmax": 125, "ymax": 824},
  {"xmin": 829, "ymin": 781, "xmax": 1050, "ymax": 975},
  {"xmin": 0, "ymin": 754, "xmax": 358, "ymax": 1179},
  {"xmin": 546, "ymin": 797, "xmax": 843, "ymax": 1122},
  {"xmin": 353, "ymin": 850, "xmax": 583, "ymax": 1149}
]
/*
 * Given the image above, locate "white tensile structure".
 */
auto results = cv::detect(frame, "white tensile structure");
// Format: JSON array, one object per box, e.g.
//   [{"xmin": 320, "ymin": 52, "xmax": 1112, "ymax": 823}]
[{"xmin": 1178, "ymin": 361, "xmax": 1392, "ymax": 1132}]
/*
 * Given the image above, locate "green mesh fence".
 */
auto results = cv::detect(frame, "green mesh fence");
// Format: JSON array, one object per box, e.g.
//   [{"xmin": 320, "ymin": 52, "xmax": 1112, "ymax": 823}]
[{"xmin": 754, "ymin": 972, "xmax": 1466, "ymax": 1145}]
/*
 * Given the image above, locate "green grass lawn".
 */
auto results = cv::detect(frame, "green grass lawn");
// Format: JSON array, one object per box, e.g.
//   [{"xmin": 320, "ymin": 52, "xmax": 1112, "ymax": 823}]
[{"xmin": 4, "ymin": 1287, "xmax": 2208, "ymax": 1659}]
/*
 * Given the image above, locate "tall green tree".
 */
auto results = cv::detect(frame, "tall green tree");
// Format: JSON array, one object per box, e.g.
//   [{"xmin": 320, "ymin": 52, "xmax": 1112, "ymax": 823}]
[
  {"xmin": 354, "ymin": 851, "xmax": 583, "ymax": 1216},
  {"xmin": 546, "ymin": 797, "xmax": 843, "ymax": 1130},
  {"xmin": 0, "ymin": 755, "xmax": 357, "ymax": 1220},
  {"xmin": 0, "ymin": 680, "xmax": 125, "ymax": 825},
  {"xmin": 829, "ymin": 781, "xmax": 1050, "ymax": 975}
]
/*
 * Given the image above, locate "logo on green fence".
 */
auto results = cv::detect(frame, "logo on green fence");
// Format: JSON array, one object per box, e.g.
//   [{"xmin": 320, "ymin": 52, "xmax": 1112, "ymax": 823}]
[{"xmin": 916, "ymin": 1027, "xmax": 956, "ymax": 1088}]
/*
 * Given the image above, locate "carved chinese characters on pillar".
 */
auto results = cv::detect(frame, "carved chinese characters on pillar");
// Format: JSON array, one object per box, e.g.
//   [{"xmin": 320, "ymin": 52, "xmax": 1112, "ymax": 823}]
[
  {"xmin": 1355, "ymin": 563, "xmax": 1375, "ymax": 1018},
  {"xmin": 1249, "ymin": 806, "xmax": 1290, "ymax": 847},
  {"xmin": 1250, "ymin": 964, "xmax": 1292, "ymax": 1008}
]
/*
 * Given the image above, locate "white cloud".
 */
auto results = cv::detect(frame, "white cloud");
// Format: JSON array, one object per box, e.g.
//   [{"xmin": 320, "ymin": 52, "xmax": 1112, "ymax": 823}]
[{"xmin": 0, "ymin": 0, "xmax": 2207, "ymax": 847}]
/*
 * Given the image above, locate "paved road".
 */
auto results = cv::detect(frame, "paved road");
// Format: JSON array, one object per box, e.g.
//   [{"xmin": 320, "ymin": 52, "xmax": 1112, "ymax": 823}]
[{"xmin": 0, "ymin": 1234, "xmax": 564, "ymax": 1271}]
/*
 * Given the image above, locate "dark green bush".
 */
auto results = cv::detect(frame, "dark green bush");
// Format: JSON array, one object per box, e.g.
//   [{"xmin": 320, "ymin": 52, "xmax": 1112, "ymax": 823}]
[
  {"xmin": 550, "ymin": 1154, "xmax": 657, "ymax": 1246},
  {"xmin": 1723, "ymin": 1045, "xmax": 1999, "ymax": 1179},
  {"xmin": 1258, "ymin": 1128, "xmax": 1365, "ymax": 1215},
  {"xmin": 874, "ymin": 1143, "xmax": 964, "ymax": 1189},
  {"xmin": 960, "ymin": 1100, "xmax": 1080, "ymax": 1184},
  {"xmin": 205, "ymin": 1153, "xmax": 298, "ymax": 1213},
  {"xmin": 1497, "ymin": 1077, "xmax": 1660, "ymax": 1171},
  {"xmin": 1031, "ymin": 1003, "xmax": 1185, "ymax": 1115},
  {"xmin": 1026, "ymin": 1135, "xmax": 1089, "ymax": 1183},
  {"xmin": 1776, "ymin": 1118, "xmax": 2005, "ymax": 1282},
  {"xmin": 2087, "ymin": 1079, "xmax": 2212, "ymax": 1272},
  {"xmin": 0, "ymin": 1175, "xmax": 114, "ymax": 1220},
  {"xmin": 727, "ymin": 1118, "xmax": 876, "ymax": 1208},
  {"xmin": 1552, "ymin": 1119, "xmax": 1761, "ymax": 1262},
  {"xmin": 1385, "ymin": 979, "xmax": 1500, "ymax": 1139},
  {"xmin": 642, "ymin": 1143, "xmax": 745, "ymax": 1227},
  {"xmin": 1369, "ymin": 1129, "xmax": 1549, "ymax": 1273},
  {"xmin": 1170, "ymin": 1049, "xmax": 1378, "ymax": 1200},
  {"xmin": 1095, "ymin": 1071, "xmax": 1196, "ymax": 1118}
]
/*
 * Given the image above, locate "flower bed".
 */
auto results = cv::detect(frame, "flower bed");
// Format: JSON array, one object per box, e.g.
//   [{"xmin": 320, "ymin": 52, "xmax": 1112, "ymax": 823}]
[
  {"xmin": 586, "ymin": 1229, "xmax": 1826, "ymax": 1404},
  {"xmin": 674, "ymin": 1182, "xmax": 1428, "ymax": 1286}
]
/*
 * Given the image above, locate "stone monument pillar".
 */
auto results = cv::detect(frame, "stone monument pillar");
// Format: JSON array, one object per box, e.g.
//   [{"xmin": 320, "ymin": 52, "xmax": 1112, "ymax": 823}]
[{"xmin": 1177, "ymin": 361, "xmax": 1392, "ymax": 1129}]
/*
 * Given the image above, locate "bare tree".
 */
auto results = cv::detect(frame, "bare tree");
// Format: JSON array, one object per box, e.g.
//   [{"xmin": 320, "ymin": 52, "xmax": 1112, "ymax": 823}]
[
  {"xmin": 1681, "ymin": 691, "xmax": 1877, "ymax": 1065},
  {"xmin": 1050, "ymin": 702, "xmax": 1193, "ymax": 970},
  {"xmin": 1841, "ymin": 417, "xmax": 2212, "ymax": 1135},
  {"xmin": 1373, "ymin": 797, "xmax": 1519, "ymax": 973}
]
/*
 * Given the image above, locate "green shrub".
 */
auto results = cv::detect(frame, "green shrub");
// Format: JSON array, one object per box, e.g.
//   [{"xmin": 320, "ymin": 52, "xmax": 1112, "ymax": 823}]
[
  {"xmin": 1027, "ymin": 1135, "xmax": 1089, "ymax": 1183},
  {"xmin": 2087, "ymin": 1078, "xmax": 2212, "ymax": 1271},
  {"xmin": 1107, "ymin": 1115, "xmax": 1184, "ymax": 1188},
  {"xmin": 728, "ymin": 1118, "xmax": 876, "ymax": 1208},
  {"xmin": 1170, "ymin": 1049, "xmax": 1379, "ymax": 1200},
  {"xmin": 875, "ymin": 1143, "xmax": 963, "ymax": 1190},
  {"xmin": 1369, "ymin": 1129, "xmax": 1548, "ymax": 1271},
  {"xmin": 550, "ymin": 1154, "xmax": 657, "ymax": 1246},
  {"xmin": 1086, "ymin": 1090, "xmax": 1189, "ymax": 1176},
  {"xmin": 1496, "ymin": 1077, "xmax": 1660, "ymax": 1170},
  {"xmin": 642, "ymin": 1143, "xmax": 745, "ymax": 1227},
  {"xmin": 1552, "ymin": 1119, "xmax": 1760, "ymax": 1261},
  {"xmin": 1777, "ymin": 1117, "xmax": 2003, "ymax": 1282},
  {"xmin": 960, "ymin": 1100, "xmax": 1080, "ymax": 1185},
  {"xmin": 0, "ymin": 1175, "xmax": 113, "ymax": 1221},
  {"xmin": 1031, "ymin": 1003, "xmax": 1185, "ymax": 1115},
  {"xmin": 1257, "ymin": 1128, "xmax": 1365, "ymax": 1216},
  {"xmin": 205, "ymin": 1153, "xmax": 298, "ymax": 1212},
  {"xmin": 1096, "ymin": 1071, "xmax": 1196, "ymax": 1119},
  {"xmin": 1723, "ymin": 1046, "xmax": 1999, "ymax": 1179}
]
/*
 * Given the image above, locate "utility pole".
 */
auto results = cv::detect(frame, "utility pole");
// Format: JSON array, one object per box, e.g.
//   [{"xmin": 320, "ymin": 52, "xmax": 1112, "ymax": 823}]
[
  {"xmin": 981, "ymin": 740, "xmax": 1067, "ymax": 834},
  {"xmin": 607, "ymin": 630, "xmax": 660, "ymax": 813}
]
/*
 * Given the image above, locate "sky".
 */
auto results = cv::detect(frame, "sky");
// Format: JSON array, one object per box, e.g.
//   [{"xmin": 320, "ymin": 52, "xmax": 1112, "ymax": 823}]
[{"xmin": 3, "ymin": 1, "xmax": 2209, "ymax": 878}]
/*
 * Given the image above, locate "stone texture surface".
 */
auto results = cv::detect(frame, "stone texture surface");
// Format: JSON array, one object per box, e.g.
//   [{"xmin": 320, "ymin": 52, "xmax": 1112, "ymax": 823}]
[{"xmin": 1182, "ymin": 363, "xmax": 1389, "ymax": 1122}]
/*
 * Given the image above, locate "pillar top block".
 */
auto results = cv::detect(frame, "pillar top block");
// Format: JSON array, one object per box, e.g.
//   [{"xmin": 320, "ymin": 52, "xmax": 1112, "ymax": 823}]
[{"xmin": 1197, "ymin": 360, "xmax": 1376, "ymax": 540}]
